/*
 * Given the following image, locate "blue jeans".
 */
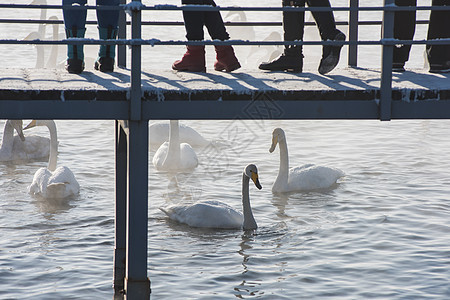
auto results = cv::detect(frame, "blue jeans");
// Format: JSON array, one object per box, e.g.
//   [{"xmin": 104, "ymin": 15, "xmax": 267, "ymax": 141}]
[{"xmin": 63, "ymin": 0, "xmax": 120, "ymax": 30}]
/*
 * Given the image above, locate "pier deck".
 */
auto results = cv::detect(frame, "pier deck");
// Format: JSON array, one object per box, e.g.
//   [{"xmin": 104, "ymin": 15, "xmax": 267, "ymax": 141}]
[{"xmin": 1, "ymin": 67, "xmax": 449, "ymax": 120}]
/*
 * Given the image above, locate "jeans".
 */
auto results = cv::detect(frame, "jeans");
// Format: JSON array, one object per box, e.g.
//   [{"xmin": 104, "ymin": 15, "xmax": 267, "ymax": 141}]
[{"xmin": 63, "ymin": 0, "xmax": 120, "ymax": 30}]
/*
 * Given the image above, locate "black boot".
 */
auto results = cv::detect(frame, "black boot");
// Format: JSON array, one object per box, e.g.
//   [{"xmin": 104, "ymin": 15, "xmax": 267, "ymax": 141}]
[
  {"xmin": 259, "ymin": 48, "xmax": 303, "ymax": 72},
  {"xmin": 259, "ymin": 0, "xmax": 304, "ymax": 72},
  {"xmin": 94, "ymin": 26, "xmax": 118, "ymax": 72},
  {"xmin": 318, "ymin": 30, "xmax": 346, "ymax": 75},
  {"xmin": 65, "ymin": 27, "xmax": 86, "ymax": 74}
]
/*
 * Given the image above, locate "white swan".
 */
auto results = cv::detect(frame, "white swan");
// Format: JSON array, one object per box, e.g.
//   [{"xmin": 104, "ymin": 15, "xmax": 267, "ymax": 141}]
[
  {"xmin": 0, "ymin": 120, "xmax": 26, "ymax": 161},
  {"xmin": 160, "ymin": 164, "xmax": 262, "ymax": 230},
  {"xmin": 26, "ymin": 120, "xmax": 79, "ymax": 199},
  {"xmin": 152, "ymin": 120, "xmax": 198, "ymax": 171},
  {"xmin": 149, "ymin": 121, "xmax": 209, "ymax": 148},
  {"xmin": 269, "ymin": 128, "xmax": 344, "ymax": 193}
]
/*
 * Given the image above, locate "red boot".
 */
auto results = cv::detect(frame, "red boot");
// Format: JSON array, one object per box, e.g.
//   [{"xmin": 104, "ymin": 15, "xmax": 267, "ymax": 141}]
[
  {"xmin": 214, "ymin": 45, "xmax": 241, "ymax": 72},
  {"xmin": 172, "ymin": 45, "xmax": 206, "ymax": 72}
]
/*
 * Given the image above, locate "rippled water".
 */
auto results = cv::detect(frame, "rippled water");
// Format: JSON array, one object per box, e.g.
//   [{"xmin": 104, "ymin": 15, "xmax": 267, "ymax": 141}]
[{"xmin": 1, "ymin": 0, "xmax": 449, "ymax": 299}]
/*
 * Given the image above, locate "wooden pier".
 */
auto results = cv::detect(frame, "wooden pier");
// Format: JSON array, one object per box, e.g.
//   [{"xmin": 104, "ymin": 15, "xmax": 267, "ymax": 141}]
[{"xmin": 1, "ymin": 67, "xmax": 449, "ymax": 120}]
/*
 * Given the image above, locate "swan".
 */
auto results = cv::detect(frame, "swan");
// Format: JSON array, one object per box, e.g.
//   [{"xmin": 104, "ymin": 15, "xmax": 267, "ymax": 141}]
[
  {"xmin": 269, "ymin": 128, "xmax": 344, "ymax": 193},
  {"xmin": 0, "ymin": 120, "xmax": 26, "ymax": 161},
  {"xmin": 149, "ymin": 121, "xmax": 209, "ymax": 148},
  {"xmin": 160, "ymin": 164, "xmax": 262, "ymax": 230},
  {"xmin": 26, "ymin": 120, "xmax": 79, "ymax": 199},
  {"xmin": 152, "ymin": 120, "xmax": 198, "ymax": 171}
]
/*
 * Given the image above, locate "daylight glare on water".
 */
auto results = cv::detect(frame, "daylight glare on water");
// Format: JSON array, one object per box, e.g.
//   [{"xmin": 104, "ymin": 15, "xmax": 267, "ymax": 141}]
[{"xmin": 1, "ymin": 0, "xmax": 449, "ymax": 299}]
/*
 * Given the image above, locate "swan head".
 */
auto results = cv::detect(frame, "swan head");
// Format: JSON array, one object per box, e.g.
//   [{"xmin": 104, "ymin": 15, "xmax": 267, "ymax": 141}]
[
  {"xmin": 24, "ymin": 119, "xmax": 55, "ymax": 130},
  {"xmin": 9, "ymin": 120, "xmax": 25, "ymax": 141},
  {"xmin": 244, "ymin": 164, "xmax": 262, "ymax": 190},
  {"xmin": 269, "ymin": 128, "xmax": 286, "ymax": 153}
]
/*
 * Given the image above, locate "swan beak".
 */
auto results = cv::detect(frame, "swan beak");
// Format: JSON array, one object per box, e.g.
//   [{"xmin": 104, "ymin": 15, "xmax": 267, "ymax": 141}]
[
  {"xmin": 24, "ymin": 120, "xmax": 37, "ymax": 130},
  {"xmin": 269, "ymin": 135, "xmax": 278, "ymax": 153},
  {"xmin": 251, "ymin": 172, "xmax": 262, "ymax": 190}
]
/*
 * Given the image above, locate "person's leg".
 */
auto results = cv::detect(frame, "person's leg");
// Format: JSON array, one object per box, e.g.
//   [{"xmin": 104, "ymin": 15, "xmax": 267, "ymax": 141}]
[
  {"xmin": 63, "ymin": 0, "xmax": 87, "ymax": 73},
  {"xmin": 259, "ymin": 0, "xmax": 305, "ymax": 72},
  {"xmin": 427, "ymin": 0, "xmax": 450, "ymax": 72},
  {"xmin": 95, "ymin": 0, "xmax": 120, "ymax": 72},
  {"xmin": 392, "ymin": 0, "xmax": 416, "ymax": 71},
  {"xmin": 199, "ymin": 0, "xmax": 240, "ymax": 72},
  {"xmin": 172, "ymin": 0, "xmax": 207, "ymax": 72},
  {"xmin": 306, "ymin": 0, "xmax": 346, "ymax": 75}
]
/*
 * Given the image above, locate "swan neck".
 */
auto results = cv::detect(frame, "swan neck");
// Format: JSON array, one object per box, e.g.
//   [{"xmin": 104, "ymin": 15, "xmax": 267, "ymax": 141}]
[
  {"xmin": 277, "ymin": 138, "xmax": 289, "ymax": 180},
  {"xmin": 242, "ymin": 173, "xmax": 257, "ymax": 230},
  {"xmin": 165, "ymin": 120, "xmax": 181, "ymax": 166},
  {"xmin": 0, "ymin": 121, "xmax": 14, "ymax": 152},
  {"xmin": 47, "ymin": 122, "xmax": 58, "ymax": 171}
]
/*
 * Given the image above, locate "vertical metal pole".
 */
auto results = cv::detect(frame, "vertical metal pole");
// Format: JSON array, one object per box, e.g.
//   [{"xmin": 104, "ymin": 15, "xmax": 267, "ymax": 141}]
[
  {"xmin": 348, "ymin": 0, "xmax": 359, "ymax": 67},
  {"xmin": 124, "ymin": 1, "xmax": 150, "ymax": 299},
  {"xmin": 114, "ymin": 120, "xmax": 127, "ymax": 293},
  {"xmin": 125, "ymin": 120, "xmax": 150, "ymax": 299},
  {"xmin": 130, "ymin": 2, "xmax": 142, "ymax": 122},
  {"xmin": 380, "ymin": 0, "xmax": 395, "ymax": 121},
  {"xmin": 118, "ymin": 0, "xmax": 127, "ymax": 68}
]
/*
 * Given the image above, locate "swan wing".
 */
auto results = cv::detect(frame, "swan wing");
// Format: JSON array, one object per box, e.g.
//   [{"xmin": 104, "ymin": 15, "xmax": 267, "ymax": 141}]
[
  {"xmin": 161, "ymin": 200, "xmax": 243, "ymax": 229},
  {"xmin": 180, "ymin": 143, "xmax": 198, "ymax": 170},
  {"xmin": 288, "ymin": 164, "xmax": 344, "ymax": 191},
  {"xmin": 152, "ymin": 142, "xmax": 169, "ymax": 169},
  {"xmin": 46, "ymin": 166, "xmax": 80, "ymax": 198},
  {"xmin": 28, "ymin": 167, "xmax": 51, "ymax": 196}
]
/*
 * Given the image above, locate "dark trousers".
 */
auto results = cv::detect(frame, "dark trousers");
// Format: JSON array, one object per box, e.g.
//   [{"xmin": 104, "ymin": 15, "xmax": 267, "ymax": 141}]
[
  {"xmin": 181, "ymin": 0, "xmax": 229, "ymax": 41},
  {"xmin": 394, "ymin": 0, "xmax": 450, "ymax": 64},
  {"xmin": 282, "ymin": 0, "xmax": 339, "ymax": 53}
]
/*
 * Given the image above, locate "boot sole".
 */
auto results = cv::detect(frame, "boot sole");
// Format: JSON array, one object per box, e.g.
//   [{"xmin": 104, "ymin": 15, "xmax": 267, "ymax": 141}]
[{"xmin": 215, "ymin": 62, "xmax": 241, "ymax": 72}]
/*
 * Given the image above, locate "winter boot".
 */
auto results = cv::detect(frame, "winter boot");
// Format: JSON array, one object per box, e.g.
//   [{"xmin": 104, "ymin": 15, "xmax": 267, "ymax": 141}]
[
  {"xmin": 259, "ymin": 47, "xmax": 303, "ymax": 72},
  {"xmin": 94, "ymin": 26, "xmax": 118, "ymax": 72},
  {"xmin": 259, "ymin": 0, "xmax": 304, "ymax": 72},
  {"xmin": 172, "ymin": 45, "xmax": 206, "ymax": 72},
  {"xmin": 65, "ymin": 27, "xmax": 86, "ymax": 74},
  {"xmin": 214, "ymin": 45, "xmax": 241, "ymax": 72},
  {"xmin": 318, "ymin": 30, "xmax": 346, "ymax": 75}
]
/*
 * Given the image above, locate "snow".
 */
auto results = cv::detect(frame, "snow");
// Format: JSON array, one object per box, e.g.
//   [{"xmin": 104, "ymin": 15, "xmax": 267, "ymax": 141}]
[{"xmin": 0, "ymin": 67, "xmax": 448, "ymax": 102}]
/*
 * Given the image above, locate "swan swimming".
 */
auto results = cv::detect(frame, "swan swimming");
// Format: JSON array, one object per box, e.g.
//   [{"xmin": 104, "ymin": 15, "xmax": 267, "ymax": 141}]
[
  {"xmin": 152, "ymin": 120, "xmax": 199, "ymax": 171},
  {"xmin": 160, "ymin": 164, "xmax": 262, "ymax": 230},
  {"xmin": 26, "ymin": 120, "xmax": 79, "ymax": 199},
  {"xmin": 269, "ymin": 128, "xmax": 344, "ymax": 193},
  {"xmin": 0, "ymin": 120, "xmax": 26, "ymax": 161},
  {"xmin": 149, "ymin": 121, "xmax": 209, "ymax": 148}
]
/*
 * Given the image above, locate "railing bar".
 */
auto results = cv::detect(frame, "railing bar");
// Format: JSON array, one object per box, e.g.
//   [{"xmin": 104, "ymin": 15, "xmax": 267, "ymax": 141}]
[
  {"xmin": 2, "ymin": 39, "xmax": 449, "ymax": 46},
  {"xmin": 0, "ymin": 4, "xmax": 449, "ymax": 12},
  {"xmin": 0, "ymin": 19, "xmax": 434, "ymax": 26}
]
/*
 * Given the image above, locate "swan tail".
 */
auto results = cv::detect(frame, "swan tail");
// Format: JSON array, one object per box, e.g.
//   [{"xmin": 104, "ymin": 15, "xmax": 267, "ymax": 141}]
[{"xmin": 46, "ymin": 182, "xmax": 76, "ymax": 199}]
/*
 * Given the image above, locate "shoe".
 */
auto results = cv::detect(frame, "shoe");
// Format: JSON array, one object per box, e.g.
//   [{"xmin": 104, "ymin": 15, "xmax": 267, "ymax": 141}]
[
  {"xmin": 392, "ymin": 63, "xmax": 405, "ymax": 72},
  {"xmin": 214, "ymin": 45, "xmax": 241, "ymax": 72},
  {"xmin": 258, "ymin": 54, "xmax": 303, "ymax": 72},
  {"xmin": 429, "ymin": 62, "xmax": 450, "ymax": 73},
  {"xmin": 94, "ymin": 57, "xmax": 115, "ymax": 72},
  {"xmin": 172, "ymin": 45, "xmax": 206, "ymax": 72},
  {"xmin": 65, "ymin": 58, "xmax": 85, "ymax": 74},
  {"xmin": 318, "ymin": 31, "xmax": 346, "ymax": 75}
]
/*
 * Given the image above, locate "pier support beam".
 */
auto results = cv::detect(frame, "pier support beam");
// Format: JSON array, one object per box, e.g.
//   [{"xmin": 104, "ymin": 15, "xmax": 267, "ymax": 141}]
[
  {"xmin": 124, "ymin": 120, "xmax": 150, "ymax": 299},
  {"xmin": 114, "ymin": 121, "xmax": 127, "ymax": 293}
]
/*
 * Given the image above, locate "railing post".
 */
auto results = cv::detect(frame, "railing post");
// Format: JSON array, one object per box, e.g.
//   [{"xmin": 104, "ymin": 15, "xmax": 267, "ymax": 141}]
[
  {"xmin": 380, "ymin": 0, "xmax": 395, "ymax": 121},
  {"xmin": 118, "ymin": 0, "xmax": 127, "ymax": 68},
  {"xmin": 348, "ymin": 0, "xmax": 359, "ymax": 67}
]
